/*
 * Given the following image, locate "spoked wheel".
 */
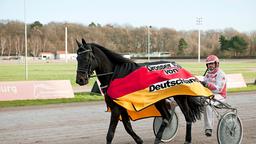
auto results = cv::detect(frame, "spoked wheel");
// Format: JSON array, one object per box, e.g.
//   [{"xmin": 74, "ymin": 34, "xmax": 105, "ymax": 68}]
[
  {"xmin": 153, "ymin": 111, "xmax": 179, "ymax": 143},
  {"xmin": 217, "ymin": 111, "xmax": 243, "ymax": 144}
]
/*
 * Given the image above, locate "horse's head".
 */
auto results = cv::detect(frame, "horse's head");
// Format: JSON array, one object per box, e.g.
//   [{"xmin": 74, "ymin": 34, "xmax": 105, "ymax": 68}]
[{"xmin": 76, "ymin": 39, "xmax": 98, "ymax": 86}]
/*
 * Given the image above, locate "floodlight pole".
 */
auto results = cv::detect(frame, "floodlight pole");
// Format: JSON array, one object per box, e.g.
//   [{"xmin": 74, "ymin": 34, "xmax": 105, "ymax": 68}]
[
  {"xmin": 198, "ymin": 27, "xmax": 201, "ymax": 62},
  {"xmin": 65, "ymin": 26, "xmax": 68, "ymax": 63},
  {"xmin": 196, "ymin": 17, "xmax": 202, "ymax": 63},
  {"xmin": 24, "ymin": 0, "xmax": 28, "ymax": 80}
]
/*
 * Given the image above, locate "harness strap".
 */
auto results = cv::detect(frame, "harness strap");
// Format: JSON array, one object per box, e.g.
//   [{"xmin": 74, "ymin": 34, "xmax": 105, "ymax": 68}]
[
  {"xmin": 77, "ymin": 49, "xmax": 92, "ymax": 55},
  {"xmin": 100, "ymin": 85, "xmax": 109, "ymax": 95},
  {"xmin": 90, "ymin": 72, "xmax": 114, "ymax": 78},
  {"xmin": 100, "ymin": 85, "xmax": 109, "ymax": 89},
  {"xmin": 92, "ymin": 72, "xmax": 114, "ymax": 95}
]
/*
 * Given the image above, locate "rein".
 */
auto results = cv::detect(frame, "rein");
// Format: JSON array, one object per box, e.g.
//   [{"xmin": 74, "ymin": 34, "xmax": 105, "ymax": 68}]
[
  {"xmin": 93, "ymin": 71, "xmax": 114, "ymax": 95},
  {"xmin": 76, "ymin": 69, "xmax": 113, "ymax": 78},
  {"xmin": 90, "ymin": 72, "xmax": 114, "ymax": 78}
]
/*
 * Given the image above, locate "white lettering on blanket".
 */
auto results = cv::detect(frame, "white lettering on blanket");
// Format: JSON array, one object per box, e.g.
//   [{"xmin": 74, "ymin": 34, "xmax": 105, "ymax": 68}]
[
  {"xmin": 164, "ymin": 68, "xmax": 179, "ymax": 75},
  {"xmin": 149, "ymin": 77, "xmax": 196, "ymax": 92},
  {"xmin": 147, "ymin": 63, "xmax": 174, "ymax": 71}
]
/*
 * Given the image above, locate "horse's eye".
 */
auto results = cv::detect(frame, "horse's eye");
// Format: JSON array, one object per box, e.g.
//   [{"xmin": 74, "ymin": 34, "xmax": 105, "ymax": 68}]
[{"xmin": 77, "ymin": 56, "xmax": 82, "ymax": 61}]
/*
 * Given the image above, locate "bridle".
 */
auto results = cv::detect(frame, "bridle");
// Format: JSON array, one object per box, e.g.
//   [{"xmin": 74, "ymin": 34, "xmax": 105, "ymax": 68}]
[
  {"xmin": 76, "ymin": 49, "xmax": 94, "ymax": 74},
  {"xmin": 77, "ymin": 48, "xmax": 114, "ymax": 77},
  {"xmin": 76, "ymin": 47, "xmax": 114, "ymax": 91}
]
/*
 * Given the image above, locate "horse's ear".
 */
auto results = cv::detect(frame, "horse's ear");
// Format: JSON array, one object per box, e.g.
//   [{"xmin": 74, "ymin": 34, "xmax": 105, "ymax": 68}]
[
  {"xmin": 76, "ymin": 39, "xmax": 81, "ymax": 46},
  {"xmin": 82, "ymin": 38, "xmax": 87, "ymax": 45}
]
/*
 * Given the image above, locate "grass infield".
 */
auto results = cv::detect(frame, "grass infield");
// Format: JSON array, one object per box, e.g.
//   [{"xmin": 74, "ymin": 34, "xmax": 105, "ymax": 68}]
[{"xmin": 0, "ymin": 59, "xmax": 255, "ymax": 107}]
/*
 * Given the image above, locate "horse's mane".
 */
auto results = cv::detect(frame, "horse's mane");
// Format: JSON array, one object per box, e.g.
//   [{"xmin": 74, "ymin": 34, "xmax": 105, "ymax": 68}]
[
  {"xmin": 90, "ymin": 43, "xmax": 140, "ymax": 79},
  {"xmin": 91, "ymin": 43, "xmax": 134, "ymax": 64}
]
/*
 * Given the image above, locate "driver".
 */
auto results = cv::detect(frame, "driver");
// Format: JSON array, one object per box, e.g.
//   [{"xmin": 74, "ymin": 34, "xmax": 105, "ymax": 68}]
[{"xmin": 201, "ymin": 55, "xmax": 227, "ymax": 137}]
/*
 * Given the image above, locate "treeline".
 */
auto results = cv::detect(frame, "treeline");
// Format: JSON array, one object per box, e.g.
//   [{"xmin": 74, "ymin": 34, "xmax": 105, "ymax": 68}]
[{"xmin": 0, "ymin": 20, "xmax": 255, "ymax": 57}]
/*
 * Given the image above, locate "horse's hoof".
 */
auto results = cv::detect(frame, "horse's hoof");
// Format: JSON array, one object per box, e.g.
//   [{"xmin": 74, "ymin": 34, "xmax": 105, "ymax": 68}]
[
  {"xmin": 154, "ymin": 139, "xmax": 162, "ymax": 144},
  {"xmin": 184, "ymin": 141, "xmax": 192, "ymax": 144},
  {"xmin": 136, "ymin": 139, "xmax": 143, "ymax": 144}
]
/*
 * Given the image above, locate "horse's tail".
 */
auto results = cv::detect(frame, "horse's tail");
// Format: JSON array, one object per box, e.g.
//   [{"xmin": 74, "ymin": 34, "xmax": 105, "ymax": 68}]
[
  {"xmin": 186, "ymin": 96, "xmax": 205, "ymax": 122},
  {"xmin": 174, "ymin": 96, "xmax": 204, "ymax": 122}
]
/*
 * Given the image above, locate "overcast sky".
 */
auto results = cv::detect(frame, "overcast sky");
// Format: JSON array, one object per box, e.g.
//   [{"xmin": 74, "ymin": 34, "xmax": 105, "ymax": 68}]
[{"xmin": 0, "ymin": 0, "xmax": 255, "ymax": 32}]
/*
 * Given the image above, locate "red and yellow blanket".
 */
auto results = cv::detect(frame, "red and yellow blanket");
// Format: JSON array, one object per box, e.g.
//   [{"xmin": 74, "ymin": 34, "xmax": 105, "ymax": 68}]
[{"xmin": 107, "ymin": 63, "xmax": 212, "ymax": 120}]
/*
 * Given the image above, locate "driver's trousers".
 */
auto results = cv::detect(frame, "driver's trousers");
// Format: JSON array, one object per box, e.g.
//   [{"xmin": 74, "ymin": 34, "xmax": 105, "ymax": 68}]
[{"xmin": 204, "ymin": 94, "xmax": 226, "ymax": 130}]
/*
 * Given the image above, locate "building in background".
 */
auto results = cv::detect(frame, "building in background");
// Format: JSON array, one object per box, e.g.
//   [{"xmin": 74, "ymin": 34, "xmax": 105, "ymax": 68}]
[
  {"xmin": 55, "ymin": 51, "xmax": 77, "ymax": 60},
  {"xmin": 39, "ymin": 52, "xmax": 55, "ymax": 60},
  {"xmin": 39, "ymin": 51, "xmax": 77, "ymax": 60}
]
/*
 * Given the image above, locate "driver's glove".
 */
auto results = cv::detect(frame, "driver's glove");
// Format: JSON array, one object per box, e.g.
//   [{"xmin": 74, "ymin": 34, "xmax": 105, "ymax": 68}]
[{"xmin": 200, "ymin": 81, "xmax": 207, "ymax": 87}]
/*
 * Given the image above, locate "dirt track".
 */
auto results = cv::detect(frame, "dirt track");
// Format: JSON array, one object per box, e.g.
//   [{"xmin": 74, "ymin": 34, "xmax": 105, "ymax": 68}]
[{"xmin": 0, "ymin": 91, "xmax": 255, "ymax": 144}]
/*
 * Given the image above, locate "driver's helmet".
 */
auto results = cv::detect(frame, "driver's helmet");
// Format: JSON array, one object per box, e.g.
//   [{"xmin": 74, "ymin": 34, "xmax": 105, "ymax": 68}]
[{"xmin": 206, "ymin": 55, "xmax": 219, "ymax": 68}]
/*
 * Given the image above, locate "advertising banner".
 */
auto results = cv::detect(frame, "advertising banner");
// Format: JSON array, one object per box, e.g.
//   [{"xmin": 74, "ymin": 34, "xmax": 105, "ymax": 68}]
[{"xmin": 0, "ymin": 80, "xmax": 74, "ymax": 101}]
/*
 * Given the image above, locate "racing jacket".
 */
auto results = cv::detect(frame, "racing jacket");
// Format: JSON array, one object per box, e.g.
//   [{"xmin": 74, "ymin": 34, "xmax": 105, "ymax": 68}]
[{"xmin": 203, "ymin": 68, "xmax": 227, "ymax": 98}]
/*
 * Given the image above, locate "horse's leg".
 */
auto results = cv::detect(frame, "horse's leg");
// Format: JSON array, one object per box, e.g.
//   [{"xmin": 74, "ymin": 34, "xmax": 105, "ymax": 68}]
[
  {"xmin": 106, "ymin": 106, "xmax": 120, "ymax": 144},
  {"xmin": 154, "ymin": 100, "xmax": 171, "ymax": 144},
  {"xmin": 174, "ymin": 97, "xmax": 192, "ymax": 144},
  {"xmin": 184, "ymin": 122, "xmax": 192, "ymax": 144},
  {"xmin": 120, "ymin": 109, "xmax": 143, "ymax": 144}
]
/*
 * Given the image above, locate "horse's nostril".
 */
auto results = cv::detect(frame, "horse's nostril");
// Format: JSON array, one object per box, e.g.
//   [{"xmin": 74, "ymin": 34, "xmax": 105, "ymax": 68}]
[{"xmin": 79, "ymin": 79, "xmax": 84, "ymax": 84}]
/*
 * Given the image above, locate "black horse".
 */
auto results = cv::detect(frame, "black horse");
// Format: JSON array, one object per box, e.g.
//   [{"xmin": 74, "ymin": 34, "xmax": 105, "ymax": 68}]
[{"xmin": 76, "ymin": 39, "xmax": 204, "ymax": 144}]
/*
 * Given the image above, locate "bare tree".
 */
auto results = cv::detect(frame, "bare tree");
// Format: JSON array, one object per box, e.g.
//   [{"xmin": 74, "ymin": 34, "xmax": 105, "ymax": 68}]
[
  {"xmin": 0, "ymin": 20, "xmax": 255, "ymax": 58},
  {"xmin": 0, "ymin": 37, "xmax": 7, "ymax": 56}
]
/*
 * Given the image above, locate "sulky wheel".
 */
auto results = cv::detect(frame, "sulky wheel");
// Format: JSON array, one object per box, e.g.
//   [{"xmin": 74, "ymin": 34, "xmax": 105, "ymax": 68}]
[
  {"xmin": 153, "ymin": 111, "xmax": 179, "ymax": 143},
  {"xmin": 217, "ymin": 111, "xmax": 243, "ymax": 144}
]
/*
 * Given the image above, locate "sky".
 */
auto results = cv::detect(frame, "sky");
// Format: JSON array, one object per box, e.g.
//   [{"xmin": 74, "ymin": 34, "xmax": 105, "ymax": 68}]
[{"xmin": 0, "ymin": 0, "xmax": 256, "ymax": 32}]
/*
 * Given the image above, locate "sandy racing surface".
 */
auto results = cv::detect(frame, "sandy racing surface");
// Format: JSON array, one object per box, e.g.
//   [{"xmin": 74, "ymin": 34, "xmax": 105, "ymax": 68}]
[{"xmin": 0, "ymin": 91, "xmax": 255, "ymax": 144}]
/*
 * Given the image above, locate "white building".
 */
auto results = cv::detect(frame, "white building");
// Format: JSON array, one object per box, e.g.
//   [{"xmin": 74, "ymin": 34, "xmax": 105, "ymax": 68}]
[
  {"xmin": 55, "ymin": 51, "xmax": 77, "ymax": 60},
  {"xmin": 39, "ymin": 52, "xmax": 55, "ymax": 60}
]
